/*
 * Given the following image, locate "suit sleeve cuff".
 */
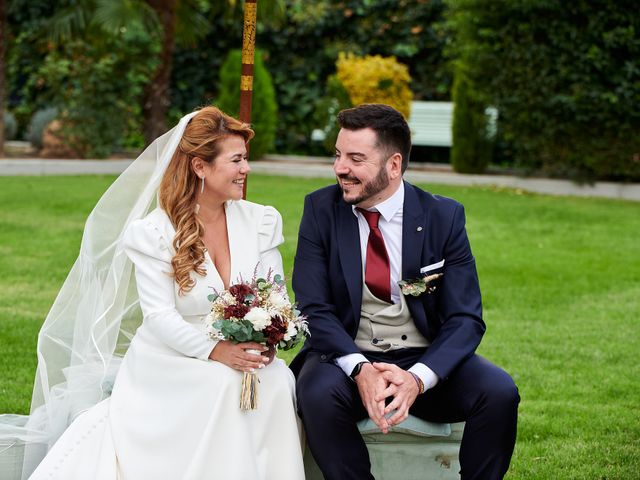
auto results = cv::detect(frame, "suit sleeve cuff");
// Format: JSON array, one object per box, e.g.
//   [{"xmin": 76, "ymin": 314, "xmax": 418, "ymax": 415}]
[
  {"xmin": 335, "ymin": 353, "xmax": 369, "ymax": 377},
  {"xmin": 408, "ymin": 363, "xmax": 439, "ymax": 391}
]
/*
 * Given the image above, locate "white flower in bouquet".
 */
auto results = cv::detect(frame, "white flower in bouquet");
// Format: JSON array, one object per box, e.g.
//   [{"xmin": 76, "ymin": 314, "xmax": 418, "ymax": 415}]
[
  {"xmin": 268, "ymin": 289, "xmax": 290, "ymax": 310},
  {"xmin": 244, "ymin": 306, "xmax": 271, "ymax": 331},
  {"xmin": 221, "ymin": 291, "xmax": 236, "ymax": 304},
  {"xmin": 284, "ymin": 321, "xmax": 298, "ymax": 341}
]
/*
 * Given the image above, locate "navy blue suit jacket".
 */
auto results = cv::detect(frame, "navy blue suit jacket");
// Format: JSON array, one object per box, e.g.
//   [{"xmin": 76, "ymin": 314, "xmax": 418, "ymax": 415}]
[{"xmin": 290, "ymin": 181, "xmax": 485, "ymax": 380}]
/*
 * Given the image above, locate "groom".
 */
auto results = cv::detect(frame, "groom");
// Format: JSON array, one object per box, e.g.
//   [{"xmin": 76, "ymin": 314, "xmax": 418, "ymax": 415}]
[{"xmin": 290, "ymin": 104, "xmax": 519, "ymax": 479}]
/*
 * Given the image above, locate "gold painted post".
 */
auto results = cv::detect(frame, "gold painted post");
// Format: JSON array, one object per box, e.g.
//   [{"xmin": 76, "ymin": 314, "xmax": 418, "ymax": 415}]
[{"xmin": 240, "ymin": 0, "xmax": 257, "ymax": 199}]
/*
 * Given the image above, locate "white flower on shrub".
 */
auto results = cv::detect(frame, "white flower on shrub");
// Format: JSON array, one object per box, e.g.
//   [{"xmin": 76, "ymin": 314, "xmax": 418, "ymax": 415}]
[{"xmin": 244, "ymin": 307, "xmax": 271, "ymax": 331}]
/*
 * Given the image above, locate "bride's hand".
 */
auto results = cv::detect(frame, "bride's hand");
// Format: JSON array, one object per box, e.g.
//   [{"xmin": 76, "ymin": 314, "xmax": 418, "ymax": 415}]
[
  {"xmin": 209, "ymin": 341, "xmax": 269, "ymax": 372},
  {"xmin": 262, "ymin": 345, "xmax": 277, "ymax": 367}
]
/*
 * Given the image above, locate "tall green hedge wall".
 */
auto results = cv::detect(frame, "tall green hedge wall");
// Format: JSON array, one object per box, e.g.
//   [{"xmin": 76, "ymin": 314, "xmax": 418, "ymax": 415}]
[{"xmin": 446, "ymin": 0, "xmax": 640, "ymax": 181}]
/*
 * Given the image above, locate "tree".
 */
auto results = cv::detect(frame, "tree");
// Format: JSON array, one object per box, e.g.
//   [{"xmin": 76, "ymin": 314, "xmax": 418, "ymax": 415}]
[
  {"xmin": 141, "ymin": 0, "xmax": 178, "ymax": 144},
  {"xmin": 47, "ymin": 0, "xmax": 284, "ymax": 145},
  {"xmin": 48, "ymin": 0, "xmax": 209, "ymax": 145}
]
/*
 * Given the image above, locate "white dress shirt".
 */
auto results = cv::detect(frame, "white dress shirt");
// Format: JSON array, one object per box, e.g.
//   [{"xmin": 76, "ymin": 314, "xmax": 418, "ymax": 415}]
[{"xmin": 335, "ymin": 183, "xmax": 439, "ymax": 391}]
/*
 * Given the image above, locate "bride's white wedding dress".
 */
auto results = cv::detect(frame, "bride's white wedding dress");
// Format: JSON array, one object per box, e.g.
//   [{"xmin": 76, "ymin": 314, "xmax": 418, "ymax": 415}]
[{"xmin": 29, "ymin": 201, "xmax": 305, "ymax": 480}]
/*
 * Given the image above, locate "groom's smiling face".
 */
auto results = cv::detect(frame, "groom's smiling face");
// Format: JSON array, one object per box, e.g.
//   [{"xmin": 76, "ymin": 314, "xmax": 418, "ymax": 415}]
[{"xmin": 334, "ymin": 127, "xmax": 396, "ymax": 209}]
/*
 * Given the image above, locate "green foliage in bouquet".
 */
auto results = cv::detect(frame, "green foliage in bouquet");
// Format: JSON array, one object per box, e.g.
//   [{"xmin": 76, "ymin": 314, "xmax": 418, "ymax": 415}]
[{"xmin": 212, "ymin": 319, "xmax": 266, "ymax": 344}]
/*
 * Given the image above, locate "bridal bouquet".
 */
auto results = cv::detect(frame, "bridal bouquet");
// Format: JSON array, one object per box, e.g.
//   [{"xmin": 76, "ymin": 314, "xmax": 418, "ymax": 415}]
[{"xmin": 204, "ymin": 271, "xmax": 308, "ymax": 410}]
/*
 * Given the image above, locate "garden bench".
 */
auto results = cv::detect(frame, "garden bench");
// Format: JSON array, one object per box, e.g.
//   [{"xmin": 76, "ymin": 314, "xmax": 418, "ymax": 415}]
[
  {"xmin": 407, "ymin": 101, "xmax": 454, "ymax": 148},
  {"xmin": 310, "ymin": 101, "xmax": 454, "ymax": 148},
  {"xmin": 303, "ymin": 416, "xmax": 464, "ymax": 479}
]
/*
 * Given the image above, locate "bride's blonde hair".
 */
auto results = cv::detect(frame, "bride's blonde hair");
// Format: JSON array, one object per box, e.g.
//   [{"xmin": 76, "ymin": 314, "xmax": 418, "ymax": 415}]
[{"xmin": 159, "ymin": 106, "xmax": 254, "ymax": 294}]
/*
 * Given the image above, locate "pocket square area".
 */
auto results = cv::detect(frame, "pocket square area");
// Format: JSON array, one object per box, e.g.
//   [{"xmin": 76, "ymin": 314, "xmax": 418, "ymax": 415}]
[{"xmin": 420, "ymin": 259, "xmax": 445, "ymax": 274}]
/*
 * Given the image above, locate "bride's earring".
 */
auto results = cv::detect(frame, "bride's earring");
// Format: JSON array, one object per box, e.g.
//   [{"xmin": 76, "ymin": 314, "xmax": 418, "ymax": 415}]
[{"xmin": 194, "ymin": 175, "xmax": 204, "ymax": 214}]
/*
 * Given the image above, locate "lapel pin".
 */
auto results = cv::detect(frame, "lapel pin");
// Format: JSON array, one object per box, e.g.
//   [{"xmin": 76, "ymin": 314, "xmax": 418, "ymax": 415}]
[{"xmin": 417, "ymin": 226, "xmax": 423, "ymax": 232}]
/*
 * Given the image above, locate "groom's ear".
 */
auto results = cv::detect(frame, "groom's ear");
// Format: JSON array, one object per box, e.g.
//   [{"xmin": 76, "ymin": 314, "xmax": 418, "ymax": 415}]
[{"xmin": 387, "ymin": 152, "xmax": 403, "ymax": 180}]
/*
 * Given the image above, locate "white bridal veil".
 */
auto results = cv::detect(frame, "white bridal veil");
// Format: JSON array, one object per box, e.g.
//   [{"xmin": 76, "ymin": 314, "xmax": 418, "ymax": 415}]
[{"xmin": 0, "ymin": 111, "xmax": 199, "ymax": 480}]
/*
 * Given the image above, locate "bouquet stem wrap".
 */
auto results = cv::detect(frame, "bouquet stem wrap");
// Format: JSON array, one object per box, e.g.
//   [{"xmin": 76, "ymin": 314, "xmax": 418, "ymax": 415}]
[{"xmin": 240, "ymin": 349, "xmax": 261, "ymax": 410}]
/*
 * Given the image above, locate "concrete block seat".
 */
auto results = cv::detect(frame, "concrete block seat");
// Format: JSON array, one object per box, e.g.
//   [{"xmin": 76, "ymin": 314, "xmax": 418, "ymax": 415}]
[{"xmin": 304, "ymin": 415, "xmax": 464, "ymax": 479}]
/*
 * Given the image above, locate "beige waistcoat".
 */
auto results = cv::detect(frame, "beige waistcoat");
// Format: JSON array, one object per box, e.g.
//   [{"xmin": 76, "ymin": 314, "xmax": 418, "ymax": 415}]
[{"xmin": 355, "ymin": 282, "xmax": 430, "ymax": 352}]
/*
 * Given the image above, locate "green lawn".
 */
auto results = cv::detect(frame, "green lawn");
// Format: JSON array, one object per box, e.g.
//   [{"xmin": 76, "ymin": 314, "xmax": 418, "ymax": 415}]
[{"xmin": 1, "ymin": 174, "xmax": 639, "ymax": 478}]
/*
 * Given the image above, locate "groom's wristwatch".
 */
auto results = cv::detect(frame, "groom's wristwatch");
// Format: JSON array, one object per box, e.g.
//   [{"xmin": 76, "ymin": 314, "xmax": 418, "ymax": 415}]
[{"xmin": 350, "ymin": 361, "xmax": 368, "ymax": 380}]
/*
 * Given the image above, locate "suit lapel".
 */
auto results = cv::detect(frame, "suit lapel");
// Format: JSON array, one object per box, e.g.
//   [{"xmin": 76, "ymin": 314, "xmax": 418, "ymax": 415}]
[
  {"xmin": 401, "ymin": 182, "xmax": 433, "ymax": 333},
  {"xmin": 401, "ymin": 182, "xmax": 426, "ymax": 280},
  {"xmin": 336, "ymin": 200, "xmax": 363, "ymax": 328}
]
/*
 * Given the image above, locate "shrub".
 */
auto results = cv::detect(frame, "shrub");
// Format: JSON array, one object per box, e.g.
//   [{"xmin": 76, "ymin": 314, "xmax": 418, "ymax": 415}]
[
  {"xmin": 27, "ymin": 107, "xmax": 58, "ymax": 149},
  {"xmin": 216, "ymin": 49, "xmax": 277, "ymax": 160},
  {"xmin": 30, "ymin": 23, "xmax": 156, "ymax": 158},
  {"xmin": 4, "ymin": 111, "xmax": 18, "ymax": 141},
  {"xmin": 451, "ymin": 75, "xmax": 492, "ymax": 173},
  {"xmin": 313, "ymin": 75, "xmax": 352, "ymax": 154},
  {"xmin": 335, "ymin": 53, "xmax": 413, "ymax": 119}
]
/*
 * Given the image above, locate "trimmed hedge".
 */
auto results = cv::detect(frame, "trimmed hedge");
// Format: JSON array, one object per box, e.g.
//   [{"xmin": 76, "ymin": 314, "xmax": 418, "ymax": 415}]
[
  {"xmin": 446, "ymin": 0, "xmax": 640, "ymax": 181},
  {"xmin": 451, "ymin": 76, "xmax": 492, "ymax": 173},
  {"xmin": 27, "ymin": 107, "xmax": 58, "ymax": 149},
  {"xmin": 3, "ymin": 112, "xmax": 17, "ymax": 141}
]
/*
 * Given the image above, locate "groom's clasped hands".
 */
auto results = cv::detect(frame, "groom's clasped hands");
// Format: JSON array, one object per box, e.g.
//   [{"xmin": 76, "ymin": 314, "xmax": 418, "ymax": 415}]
[{"xmin": 354, "ymin": 362, "xmax": 420, "ymax": 434}]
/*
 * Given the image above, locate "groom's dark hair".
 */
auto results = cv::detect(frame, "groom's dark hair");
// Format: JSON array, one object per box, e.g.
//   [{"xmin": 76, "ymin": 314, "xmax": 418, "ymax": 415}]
[{"xmin": 337, "ymin": 103, "xmax": 412, "ymax": 173}]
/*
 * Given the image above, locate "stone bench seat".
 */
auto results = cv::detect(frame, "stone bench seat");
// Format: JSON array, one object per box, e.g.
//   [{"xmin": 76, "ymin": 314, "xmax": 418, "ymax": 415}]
[{"xmin": 304, "ymin": 415, "xmax": 464, "ymax": 479}]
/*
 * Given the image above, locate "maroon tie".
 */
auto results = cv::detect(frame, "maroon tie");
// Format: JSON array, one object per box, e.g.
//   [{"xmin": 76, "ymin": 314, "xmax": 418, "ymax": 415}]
[{"xmin": 357, "ymin": 208, "xmax": 391, "ymax": 303}]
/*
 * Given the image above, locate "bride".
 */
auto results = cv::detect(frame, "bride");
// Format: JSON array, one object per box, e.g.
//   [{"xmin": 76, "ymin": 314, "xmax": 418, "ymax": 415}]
[{"xmin": 0, "ymin": 106, "xmax": 305, "ymax": 479}]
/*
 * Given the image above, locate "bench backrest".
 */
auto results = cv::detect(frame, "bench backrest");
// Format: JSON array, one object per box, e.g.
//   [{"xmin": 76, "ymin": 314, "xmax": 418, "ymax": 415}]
[{"xmin": 408, "ymin": 101, "xmax": 453, "ymax": 148}]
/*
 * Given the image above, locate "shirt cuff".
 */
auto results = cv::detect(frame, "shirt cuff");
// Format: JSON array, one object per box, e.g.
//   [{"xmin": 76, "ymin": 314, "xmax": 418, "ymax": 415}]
[
  {"xmin": 408, "ymin": 363, "xmax": 439, "ymax": 391},
  {"xmin": 335, "ymin": 353, "xmax": 369, "ymax": 377}
]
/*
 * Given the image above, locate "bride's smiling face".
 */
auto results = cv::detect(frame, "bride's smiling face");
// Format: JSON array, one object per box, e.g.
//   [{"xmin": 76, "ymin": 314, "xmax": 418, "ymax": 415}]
[{"xmin": 202, "ymin": 135, "xmax": 251, "ymax": 202}]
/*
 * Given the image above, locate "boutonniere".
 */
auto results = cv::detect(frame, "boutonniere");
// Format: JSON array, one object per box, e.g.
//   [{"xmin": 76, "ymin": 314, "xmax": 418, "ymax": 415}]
[{"xmin": 398, "ymin": 273, "xmax": 443, "ymax": 297}]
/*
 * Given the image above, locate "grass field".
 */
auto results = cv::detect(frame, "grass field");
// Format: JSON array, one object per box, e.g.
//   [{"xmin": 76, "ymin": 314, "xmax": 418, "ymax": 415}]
[{"xmin": 1, "ymin": 174, "xmax": 639, "ymax": 478}]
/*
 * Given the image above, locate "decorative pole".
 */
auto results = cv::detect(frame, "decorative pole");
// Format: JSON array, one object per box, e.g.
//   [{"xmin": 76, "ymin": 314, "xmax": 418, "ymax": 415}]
[{"xmin": 240, "ymin": 0, "xmax": 257, "ymax": 199}]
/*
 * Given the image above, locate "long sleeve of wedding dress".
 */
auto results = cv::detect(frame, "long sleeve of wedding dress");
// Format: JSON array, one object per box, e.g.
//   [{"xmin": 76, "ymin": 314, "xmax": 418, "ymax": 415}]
[{"xmin": 122, "ymin": 214, "xmax": 217, "ymax": 360}]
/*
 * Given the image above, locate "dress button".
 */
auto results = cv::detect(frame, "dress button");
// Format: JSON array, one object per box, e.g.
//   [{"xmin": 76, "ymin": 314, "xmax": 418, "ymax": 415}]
[
  {"xmin": 401, "ymin": 335, "xmax": 407, "ymax": 340},
  {"xmin": 320, "ymin": 354, "xmax": 327, "ymax": 361},
  {"xmin": 372, "ymin": 338, "xmax": 379, "ymax": 344}
]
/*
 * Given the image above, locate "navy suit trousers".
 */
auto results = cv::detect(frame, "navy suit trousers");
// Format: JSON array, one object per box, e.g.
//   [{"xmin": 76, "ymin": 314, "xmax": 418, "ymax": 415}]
[{"xmin": 296, "ymin": 350, "xmax": 519, "ymax": 480}]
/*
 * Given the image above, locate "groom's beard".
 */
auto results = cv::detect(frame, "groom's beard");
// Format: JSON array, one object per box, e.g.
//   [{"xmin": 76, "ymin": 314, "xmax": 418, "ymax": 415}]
[{"xmin": 337, "ymin": 165, "xmax": 390, "ymax": 206}]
